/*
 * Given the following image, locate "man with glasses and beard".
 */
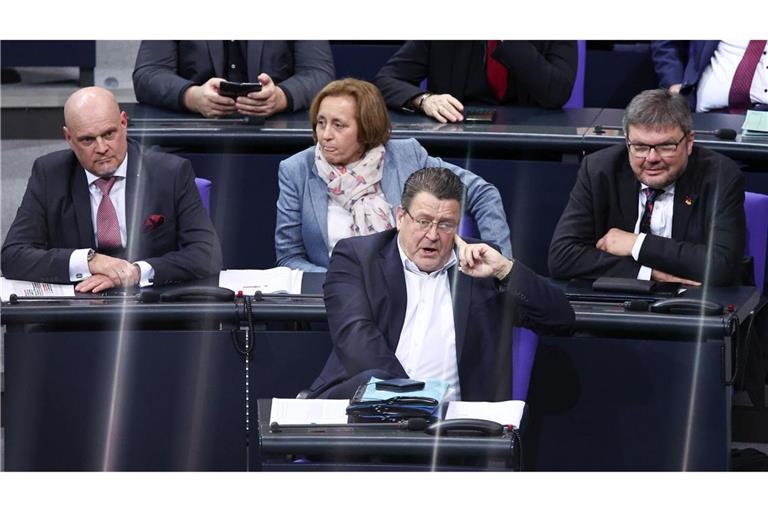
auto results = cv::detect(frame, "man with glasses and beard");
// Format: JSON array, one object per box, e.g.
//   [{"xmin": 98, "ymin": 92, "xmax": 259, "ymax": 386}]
[{"xmin": 548, "ymin": 88, "xmax": 746, "ymax": 287}]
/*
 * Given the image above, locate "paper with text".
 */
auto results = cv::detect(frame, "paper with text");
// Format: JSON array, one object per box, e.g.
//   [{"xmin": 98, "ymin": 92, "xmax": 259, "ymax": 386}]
[
  {"xmin": 219, "ymin": 267, "xmax": 303, "ymax": 295},
  {"xmin": 1, "ymin": 278, "xmax": 75, "ymax": 302},
  {"xmin": 269, "ymin": 398, "xmax": 350, "ymax": 425}
]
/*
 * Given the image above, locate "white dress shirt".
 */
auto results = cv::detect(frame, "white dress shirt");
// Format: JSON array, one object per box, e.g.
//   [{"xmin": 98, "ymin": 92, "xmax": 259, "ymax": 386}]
[
  {"xmin": 68, "ymin": 155, "xmax": 154, "ymax": 287},
  {"xmin": 395, "ymin": 236, "xmax": 461, "ymax": 401},
  {"xmin": 631, "ymin": 183, "xmax": 675, "ymax": 280},
  {"xmin": 697, "ymin": 40, "xmax": 768, "ymax": 112}
]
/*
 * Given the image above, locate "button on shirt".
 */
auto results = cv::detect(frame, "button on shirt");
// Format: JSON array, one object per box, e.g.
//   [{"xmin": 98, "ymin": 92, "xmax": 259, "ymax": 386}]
[
  {"xmin": 395, "ymin": 237, "xmax": 461, "ymax": 401},
  {"xmin": 68, "ymin": 155, "xmax": 155, "ymax": 287},
  {"xmin": 631, "ymin": 183, "xmax": 675, "ymax": 280}
]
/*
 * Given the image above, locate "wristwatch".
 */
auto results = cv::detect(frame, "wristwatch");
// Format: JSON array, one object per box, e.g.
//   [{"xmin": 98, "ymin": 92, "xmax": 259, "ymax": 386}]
[
  {"xmin": 416, "ymin": 92, "xmax": 432, "ymax": 111},
  {"xmin": 86, "ymin": 248, "xmax": 96, "ymax": 262}
]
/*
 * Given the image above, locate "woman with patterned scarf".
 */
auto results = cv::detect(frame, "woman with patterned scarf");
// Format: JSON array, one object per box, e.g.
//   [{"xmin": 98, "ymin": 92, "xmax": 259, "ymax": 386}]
[{"xmin": 275, "ymin": 78, "xmax": 511, "ymax": 272}]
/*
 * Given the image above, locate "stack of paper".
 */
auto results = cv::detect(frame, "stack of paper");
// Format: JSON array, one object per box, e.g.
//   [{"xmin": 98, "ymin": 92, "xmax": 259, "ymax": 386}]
[
  {"xmin": 218, "ymin": 267, "xmax": 303, "ymax": 295},
  {"xmin": 740, "ymin": 110, "xmax": 768, "ymax": 140}
]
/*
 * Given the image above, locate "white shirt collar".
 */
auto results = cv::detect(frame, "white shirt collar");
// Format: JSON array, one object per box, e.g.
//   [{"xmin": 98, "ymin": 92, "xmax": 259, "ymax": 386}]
[
  {"xmin": 396, "ymin": 233, "xmax": 457, "ymax": 276},
  {"xmin": 85, "ymin": 154, "xmax": 128, "ymax": 185},
  {"xmin": 640, "ymin": 181, "xmax": 675, "ymax": 196}
]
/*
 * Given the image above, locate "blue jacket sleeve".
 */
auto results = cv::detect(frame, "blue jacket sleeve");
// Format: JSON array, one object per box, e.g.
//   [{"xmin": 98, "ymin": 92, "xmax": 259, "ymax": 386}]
[
  {"xmin": 411, "ymin": 142, "xmax": 513, "ymax": 259},
  {"xmin": 274, "ymin": 158, "xmax": 328, "ymax": 273}
]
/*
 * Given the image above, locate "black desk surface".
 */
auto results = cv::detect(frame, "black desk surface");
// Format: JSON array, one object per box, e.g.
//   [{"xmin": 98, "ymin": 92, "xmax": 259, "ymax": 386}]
[
  {"xmin": 123, "ymin": 103, "xmax": 765, "ymax": 160},
  {"xmin": 2, "ymin": 281, "xmax": 758, "ymax": 342},
  {"xmin": 257, "ymin": 399, "xmax": 517, "ymax": 470}
]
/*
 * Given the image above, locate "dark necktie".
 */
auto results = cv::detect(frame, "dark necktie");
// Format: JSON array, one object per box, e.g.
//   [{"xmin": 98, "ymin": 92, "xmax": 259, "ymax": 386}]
[
  {"xmin": 639, "ymin": 188, "xmax": 664, "ymax": 234},
  {"xmin": 224, "ymin": 40, "xmax": 248, "ymax": 82},
  {"xmin": 728, "ymin": 40, "xmax": 767, "ymax": 113},
  {"xmin": 486, "ymin": 41, "xmax": 508, "ymax": 102},
  {"xmin": 95, "ymin": 176, "xmax": 122, "ymax": 250}
]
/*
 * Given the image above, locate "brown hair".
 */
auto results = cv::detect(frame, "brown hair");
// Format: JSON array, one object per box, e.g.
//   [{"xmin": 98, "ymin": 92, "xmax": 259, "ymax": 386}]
[{"xmin": 309, "ymin": 78, "xmax": 391, "ymax": 150}]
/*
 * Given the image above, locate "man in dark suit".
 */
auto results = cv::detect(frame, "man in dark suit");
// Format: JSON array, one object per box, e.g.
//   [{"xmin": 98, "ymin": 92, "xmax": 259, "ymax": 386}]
[
  {"xmin": 374, "ymin": 41, "xmax": 577, "ymax": 123},
  {"xmin": 549, "ymin": 88, "xmax": 745, "ymax": 287},
  {"xmin": 308, "ymin": 167, "xmax": 574, "ymax": 401},
  {"xmin": 1, "ymin": 86, "xmax": 222, "ymax": 292},
  {"xmin": 132, "ymin": 40, "xmax": 335, "ymax": 118}
]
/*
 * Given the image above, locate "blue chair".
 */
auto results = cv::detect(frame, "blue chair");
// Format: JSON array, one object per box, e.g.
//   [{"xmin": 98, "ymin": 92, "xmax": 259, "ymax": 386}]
[
  {"xmin": 194, "ymin": 177, "xmax": 212, "ymax": 215},
  {"xmin": 459, "ymin": 214, "xmax": 538, "ymax": 402},
  {"xmin": 745, "ymin": 192, "xmax": 768, "ymax": 294},
  {"xmin": 563, "ymin": 40, "xmax": 586, "ymax": 109}
]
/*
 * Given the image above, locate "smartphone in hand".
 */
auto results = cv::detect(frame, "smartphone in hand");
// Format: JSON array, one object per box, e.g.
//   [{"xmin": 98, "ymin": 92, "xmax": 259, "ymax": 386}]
[{"xmin": 218, "ymin": 81, "xmax": 262, "ymax": 98}]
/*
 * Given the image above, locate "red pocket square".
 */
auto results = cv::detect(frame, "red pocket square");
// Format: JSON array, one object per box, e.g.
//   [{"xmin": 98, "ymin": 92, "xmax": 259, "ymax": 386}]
[{"xmin": 144, "ymin": 214, "xmax": 165, "ymax": 231}]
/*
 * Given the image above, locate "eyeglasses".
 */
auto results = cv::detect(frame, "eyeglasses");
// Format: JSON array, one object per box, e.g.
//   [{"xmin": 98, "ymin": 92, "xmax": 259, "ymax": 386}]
[
  {"xmin": 404, "ymin": 209, "xmax": 457, "ymax": 233},
  {"xmin": 627, "ymin": 133, "xmax": 688, "ymax": 158}
]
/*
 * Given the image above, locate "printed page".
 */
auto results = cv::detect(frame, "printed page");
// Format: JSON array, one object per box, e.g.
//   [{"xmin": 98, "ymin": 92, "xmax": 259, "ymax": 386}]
[
  {"xmin": 1, "ymin": 278, "xmax": 75, "ymax": 302},
  {"xmin": 219, "ymin": 267, "xmax": 303, "ymax": 294},
  {"xmin": 269, "ymin": 398, "xmax": 350, "ymax": 425}
]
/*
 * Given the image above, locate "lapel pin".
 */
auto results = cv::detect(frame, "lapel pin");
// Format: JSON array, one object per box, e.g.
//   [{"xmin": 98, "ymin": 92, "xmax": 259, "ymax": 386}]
[{"xmin": 684, "ymin": 196, "xmax": 693, "ymax": 206}]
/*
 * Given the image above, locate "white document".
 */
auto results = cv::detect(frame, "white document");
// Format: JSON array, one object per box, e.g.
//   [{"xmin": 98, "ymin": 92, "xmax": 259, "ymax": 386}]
[
  {"xmin": 218, "ymin": 267, "xmax": 303, "ymax": 295},
  {"xmin": 269, "ymin": 398, "xmax": 350, "ymax": 425},
  {"xmin": 742, "ymin": 110, "xmax": 768, "ymax": 134},
  {"xmin": 445, "ymin": 400, "xmax": 526, "ymax": 428},
  {"xmin": 1, "ymin": 277, "xmax": 75, "ymax": 302}
]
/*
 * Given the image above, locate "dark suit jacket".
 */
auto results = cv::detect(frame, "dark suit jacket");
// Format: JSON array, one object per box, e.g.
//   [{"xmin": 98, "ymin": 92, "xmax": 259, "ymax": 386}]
[
  {"xmin": 650, "ymin": 41, "xmax": 718, "ymax": 110},
  {"xmin": 132, "ymin": 40, "xmax": 335, "ymax": 112},
  {"xmin": 309, "ymin": 230, "xmax": 574, "ymax": 402},
  {"xmin": 1, "ymin": 139, "xmax": 223, "ymax": 285},
  {"xmin": 374, "ymin": 41, "xmax": 577, "ymax": 110},
  {"xmin": 548, "ymin": 144, "xmax": 745, "ymax": 286}
]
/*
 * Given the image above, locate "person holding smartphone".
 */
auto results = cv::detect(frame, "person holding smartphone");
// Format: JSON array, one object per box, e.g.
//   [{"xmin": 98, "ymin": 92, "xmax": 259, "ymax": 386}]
[{"xmin": 133, "ymin": 40, "xmax": 335, "ymax": 118}]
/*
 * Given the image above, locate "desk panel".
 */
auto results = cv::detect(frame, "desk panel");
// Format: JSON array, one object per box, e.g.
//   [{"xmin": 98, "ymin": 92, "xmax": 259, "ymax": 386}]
[{"xmin": 4, "ymin": 329, "xmax": 245, "ymax": 470}]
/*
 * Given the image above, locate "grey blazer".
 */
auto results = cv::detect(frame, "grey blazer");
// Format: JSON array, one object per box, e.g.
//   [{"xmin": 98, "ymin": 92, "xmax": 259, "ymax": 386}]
[
  {"xmin": 275, "ymin": 138, "xmax": 512, "ymax": 272},
  {"xmin": 132, "ymin": 40, "xmax": 335, "ymax": 112}
]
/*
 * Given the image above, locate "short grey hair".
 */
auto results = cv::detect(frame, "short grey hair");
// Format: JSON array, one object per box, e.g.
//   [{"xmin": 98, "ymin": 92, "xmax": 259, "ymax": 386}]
[
  {"xmin": 401, "ymin": 167, "xmax": 465, "ymax": 211},
  {"xmin": 622, "ymin": 88, "xmax": 693, "ymax": 135}
]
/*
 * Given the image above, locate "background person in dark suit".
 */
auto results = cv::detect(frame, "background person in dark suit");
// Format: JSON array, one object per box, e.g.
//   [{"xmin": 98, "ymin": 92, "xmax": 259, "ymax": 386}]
[
  {"xmin": 1, "ymin": 87, "xmax": 223, "ymax": 292},
  {"xmin": 132, "ymin": 40, "xmax": 335, "ymax": 118},
  {"xmin": 548, "ymin": 88, "xmax": 745, "ymax": 287},
  {"xmin": 308, "ymin": 167, "xmax": 574, "ymax": 401},
  {"xmin": 374, "ymin": 40, "xmax": 577, "ymax": 123}
]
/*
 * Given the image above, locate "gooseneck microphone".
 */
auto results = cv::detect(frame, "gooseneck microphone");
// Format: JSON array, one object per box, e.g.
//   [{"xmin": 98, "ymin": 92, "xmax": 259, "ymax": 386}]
[{"xmin": 593, "ymin": 125, "xmax": 737, "ymax": 140}]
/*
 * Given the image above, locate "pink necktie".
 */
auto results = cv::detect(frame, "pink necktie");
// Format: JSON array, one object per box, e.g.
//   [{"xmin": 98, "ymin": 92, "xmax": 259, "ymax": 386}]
[
  {"xmin": 95, "ymin": 177, "xmax": 122, "ymax": 250},
  {"xmin": 728, "ymin": 40, "xmax": 767, "ymax": 113}
]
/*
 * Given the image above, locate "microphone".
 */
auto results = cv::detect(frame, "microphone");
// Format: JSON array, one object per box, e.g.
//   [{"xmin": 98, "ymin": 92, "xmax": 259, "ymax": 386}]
[
  {"xmin": 594, "ymin": 125, "xmax": 737, "ymax": 140},
  {"xmin": 698, "ymin": 128, "xmax": 737, "ymax": 140}
]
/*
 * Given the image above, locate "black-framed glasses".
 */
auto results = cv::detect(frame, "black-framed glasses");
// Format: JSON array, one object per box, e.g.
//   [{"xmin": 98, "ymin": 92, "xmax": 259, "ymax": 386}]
[
  {"xmin": 627, "ymin": 133, "xmax": 688, "ymax": 158},
  {"xmin": 404, "ymin": 209, "xmax": 457, "ymax": 233}
]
